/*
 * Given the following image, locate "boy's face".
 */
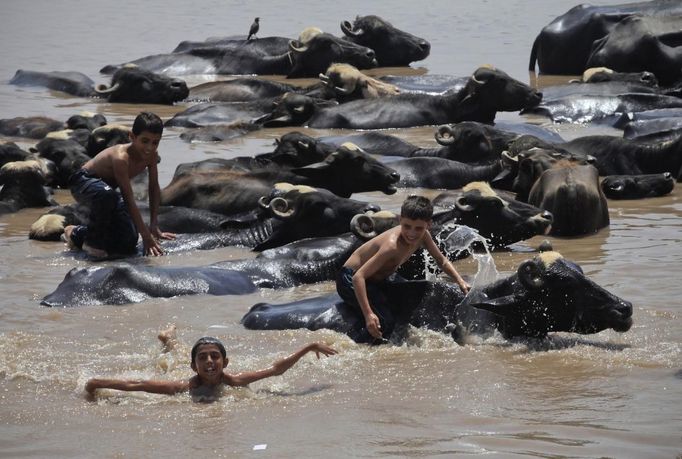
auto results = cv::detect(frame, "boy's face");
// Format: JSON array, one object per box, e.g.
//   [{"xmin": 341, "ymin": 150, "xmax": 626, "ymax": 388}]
[
  {"xmin": 190, "ymin": 344, "xmax": 228, "ymax": 384},
  {"xmin": 399, "ymin": 216, "xmax": 431, "ymax": 244},
  {"xmin": 129, "ymin": 131, "xmax": 161, "ymax": 158}
]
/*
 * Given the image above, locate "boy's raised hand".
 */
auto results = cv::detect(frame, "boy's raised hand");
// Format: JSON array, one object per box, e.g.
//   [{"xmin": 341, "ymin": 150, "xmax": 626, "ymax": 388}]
[{"xmin": 307, "ymin": 342, "xmax": 338, "ymax": 358}]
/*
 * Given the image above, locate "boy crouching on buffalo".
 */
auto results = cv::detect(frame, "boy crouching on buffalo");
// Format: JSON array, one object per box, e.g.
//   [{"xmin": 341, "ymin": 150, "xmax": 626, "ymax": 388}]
[
  {"xmin": 337, "ymin": 195, "xmax": 470, "ymax": 344},
  {"xmin": 63, "ymin": 111, "xmax": 175, "ymax": 258},
  {"xmin": 85, "ymin": 333, "xmax": 337, "ymax": 399}
]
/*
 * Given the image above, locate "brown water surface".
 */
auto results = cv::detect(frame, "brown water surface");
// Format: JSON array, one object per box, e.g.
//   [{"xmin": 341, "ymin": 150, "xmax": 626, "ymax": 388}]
[{"xmin": 1, "ymin": 1, "xmax": 680, "ymax": 457}]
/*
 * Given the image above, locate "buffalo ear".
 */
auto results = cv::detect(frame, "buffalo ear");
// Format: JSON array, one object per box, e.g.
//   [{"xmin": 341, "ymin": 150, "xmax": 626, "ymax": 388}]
[
  {"xmin": 468, "ymin": 294, "xmax": 517, "ymax": 316},
  {"xmin": 518, "ymin": 259, "xmax": 544, "ymax": 289}
]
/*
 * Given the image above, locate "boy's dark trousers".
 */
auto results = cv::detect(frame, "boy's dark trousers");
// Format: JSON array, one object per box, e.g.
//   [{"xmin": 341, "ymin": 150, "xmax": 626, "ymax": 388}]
[
  {"xmin": 336, "ymin": 266, "xmax": 408, "ymax": 344},
  {"xmin": 68, "ymin": 169, "xmax": 138, "ymax": 254}
]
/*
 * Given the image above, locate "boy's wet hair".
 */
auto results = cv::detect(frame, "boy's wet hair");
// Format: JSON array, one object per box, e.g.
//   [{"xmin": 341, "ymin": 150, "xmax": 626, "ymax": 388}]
[
  {"xmin": 401, "ymin": 195, "xmax": 433, "ymax": 221},
  {"xmin": 132, "ymin": 111, "xmax": 163, "ymax": 136},
  {"xmin": 191, "ymin": 337, "xmax": 227, "ymax": 364}
]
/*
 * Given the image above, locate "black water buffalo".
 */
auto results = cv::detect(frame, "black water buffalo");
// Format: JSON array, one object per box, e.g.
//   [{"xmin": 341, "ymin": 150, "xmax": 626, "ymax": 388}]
[
  {"xmin": 556, "ymin": 134, "xmax": 682, "ymax": 180},
  {"xmin": 40, "ymin": 212, "xmax": 401, "ymax": 306},
  {"xmin": 585, "ymin": 15, "xmax": 682, "ymax": 86},
  {"xmin": 571, "ymin": 67, "xmax": 659, "ymax": 86},
  {"xmin": 528, "ymin": 0, "xmax": 682, "ymax": 74},
  {"xmin": 527, "ymin": 162, "xmax": 609, "ymax": 236},
  {"xmin": 0, "ymin": 113, "xmax": 107, "ymax": 140},
  {"xmin": 388, "ymin": 156, "xmax": 505, "ymax": 189},
  {"xmin": 11, "ymin": 66, "xmax": 188, "ymax": 105},
  {"xmin": 432, "ymin": 182, "xmax": 553, "ymax": 249},
  {"xmin": 306, "ymin": 66, "xmax": 542, "ymax": 129},
  {"xmin": 601, "ymin": 172, "xmax": 675, "ymax": 199},
  {"xmin": 161, "ymin": 145, "xmax": 400, "ymax": 215},
  {"xmin": 187, "ymin": 77, "xmax": 300, "ymax": 102},
  {"xmin": 241, "ymin": 251, "xmax": 633, "ymax": 344},
  {"xmin": 29, "ymin": 135, "xmax": 90, "ymax": 188},
  {"xmin": 340, "ymin": 15, "xmax": 430, "ymax": 66},
  {"xmin": 522, "ymin": 81, "xmax": 682, "ymax": 125},
  {"xmin": 41, "ymin": 265, "xmax": 257, "ymax": 307},
  {"xmin": 165, "ymin": 93, "xmax": 337, "ymax": 128},
  {"xmin": 0, "ymin": 142, "xmax": 31, "ymax": 167},
  {"xmin": 0, "ymin": 160, "xmax": 56, "ymax": 215},
  {"xmin": 101, "ymin": 30, "xmax": 377, "ymax": 78}
]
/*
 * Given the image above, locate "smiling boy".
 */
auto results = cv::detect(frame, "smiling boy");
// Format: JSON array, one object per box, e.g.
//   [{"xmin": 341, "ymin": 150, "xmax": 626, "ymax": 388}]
[
  {"xmin": 336, "ymin": 195, "xmax": 470, "ymax": 343},
  {"xmin": 85, "ymin": 336, "xmax": 337, "ymax": 398},
  {"xmin": 63, "ymin": 111, "xmax": 175, "ymax": 258}
]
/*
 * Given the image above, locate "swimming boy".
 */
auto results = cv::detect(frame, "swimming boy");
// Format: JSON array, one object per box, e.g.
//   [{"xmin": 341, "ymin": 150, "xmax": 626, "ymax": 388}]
[
  {"xmin": 336, "ymin": 195, "xmax": 470, "ymax": 343},
  {"xmin": 63, "ymin": 111, "xmax": 175, "ymax": 258},
  {"xmin": 85, "ymin": 335, "xmax": 337, "ymax": 398}
]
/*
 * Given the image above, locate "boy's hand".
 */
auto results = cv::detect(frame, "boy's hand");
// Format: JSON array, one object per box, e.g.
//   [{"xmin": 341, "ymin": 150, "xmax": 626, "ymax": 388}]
[
  {"xmin": 365, "ymin": 313, "xmax": 382, "ymax": 339},
  {"xmin": 143, "ymin": 234, "xmax": 164, "ymax": 256},
  {"xmin": 307, "ymin": 342, "xmax": 338, "ymax": 358},
  {"xmin": 459, "ymin": 281, "xmax": 471, "ymax": 294},
  {"xmin": 151, "ymin": 225, "xmax": 176, "ymax": 241},
  {"xmin": 85, "ymin": 379, "xmax": 99, "ymax": 396}
]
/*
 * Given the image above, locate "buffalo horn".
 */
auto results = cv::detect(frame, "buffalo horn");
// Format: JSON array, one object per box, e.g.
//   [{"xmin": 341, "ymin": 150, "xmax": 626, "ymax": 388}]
[
  {"xmin": 454, "ymin": 196, "xmax": 474, "ymax": 212},
  {"xmin": 94, "ymin": 82, "xmax": 121, "ymax": 94},
  {"xmin": 289, "ymin": 40, "xmax": 308, "ymax": 53},
  {"xmin": 435, "ymin": 125, "xmax": 455, "ymax": 145},
  {"xmin": 350, "ymin": 213, "xmax": 376, "ymax": 239},
  {"xmin": 518, "ymin": 259, "xmax": 544, "ymax": 289},
  {"xmin": 270, "ymin": 197, "xmax": 295, "ymax": 218},
  {"xmin": 340, "ymin": 20, "xmax": 363, "ymax": 37}
]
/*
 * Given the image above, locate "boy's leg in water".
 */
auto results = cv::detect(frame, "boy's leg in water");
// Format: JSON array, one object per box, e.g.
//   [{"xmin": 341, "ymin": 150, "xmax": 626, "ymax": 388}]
[
  {"xmin": 69, "ymin": 171, "xmax": 119, "ymax": 252},
  {"xmin": 107, "ymin": 193, "xmax": 139, "ymax": 255}
]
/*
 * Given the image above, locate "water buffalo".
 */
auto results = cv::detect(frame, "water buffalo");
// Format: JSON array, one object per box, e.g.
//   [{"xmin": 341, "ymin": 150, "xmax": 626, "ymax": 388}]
[
  {"xmin": 318, "ymin": 63, "xmax": 400, "ymax": 101},
  {"xmin": 585, "ymin": 15, "xmax": 682, "ymax": 86},
  {"xmin": 0, "ymin": 142, "xmax": 31, "ymax": 167},
  {"xmin": 40, "ymin": 212, "xmax": 401, "ymax": 306},
  {"xmin": 160, "ymin": 145, "xmax": 400, "ymax": 215},
  {"xmin": 10, "ymin": 66, "xmax": 188, "ymax": 105},
  {"xmin": 601, "ymin": 172, "xmax": 675, "ymax": 199},
  {"xmin": 29, "ymin": 134, "xmax": 91, "ymax": 188},
  {"xmin": 306, "ymin": 66, "xmax": 542, "ymax": 129},
  {"xmin": 101, "ymin": 30, "xmax": 377, "ymax": 78},
  {"xmin": 241, "ymin": 251, "xmax": 633, "ymax": 344},
  {"xmin": 526, "ymin": 162, "xmax": 609, "ymax": 236},
  {"xmin": 0, "ymin": 113, "xmax": 107, "ymax": 140},
  {"xmin": 432, "ymin": 182, "xmax": 553, "ymax": 249},
  {"xmin": 528, "ymin": 0, "xmax": 682, "ymax": 74},
  {"xmin": 571, "ymin": 67, "xmax": 659, "ymax": 86},
  {"xmin": 340, "ymin": 15, "xmax": 430, "ymax": 66},
  {"xmin": 388, "ymin": 156, "xmax": 505, "ymax": 189},
  {"xmin": 187, "ymin": 77, "xmax": 300, "ymax": 103},
  {"xmin": 522, "ymin": 81, "xmax": 682, "ymax": 125},
  {"xmin": 0, "ymin": 160, "xmax": 56, "ymax": 215}
]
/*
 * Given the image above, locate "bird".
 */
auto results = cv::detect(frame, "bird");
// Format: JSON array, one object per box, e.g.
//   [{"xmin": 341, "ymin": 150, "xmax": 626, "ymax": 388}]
[{"xmin": 247, "ymin": 17, "xmax": 260, "ymax": 40}]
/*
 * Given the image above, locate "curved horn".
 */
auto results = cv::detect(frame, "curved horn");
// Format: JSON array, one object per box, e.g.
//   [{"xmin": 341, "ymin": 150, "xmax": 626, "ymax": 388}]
[
  {"xmin": 454, "ymin": 196, "xmax": 474, "ymax": 212},
  {"xmin": 350, "ymin": 214, "xmax": 377, "ymax": 239},
  {"xmin": 289, "ymin": 40, "xmax": 308, "ymax": 53},
  {"xmin": 94, "ymin": 82, "xmax": 121, "ymax": 94},
  {"xmin": 435, "ymin": 125, "xmax": 455, "ymax": 145},
  {"xmin": 334, "ymin": 85, "xmax": 352, "ymax": 95},
  {"xmin": 270, "ymin": 196, "xmax": 295, "ymax": 218},
  {"xmin": 319, "ymin": 73, "xmax": 330, "ymax": 83},
  {"xmin": 518, "ymin": 259, "xmax": 544, "ymax": 289},
  {"xmin": 297, "ymin": 140, "xmax": 310, "ymax": 150},
  {"xmin": 258, "ymin": 196, "xmax": 270, "ymax": 209},
  {"xmin": 340, "ymin": 20, "xmax": 363, "ymax": 37}
]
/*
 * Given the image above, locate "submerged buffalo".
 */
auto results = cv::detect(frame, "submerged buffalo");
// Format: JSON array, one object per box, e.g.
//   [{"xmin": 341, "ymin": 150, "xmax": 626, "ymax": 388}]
[
  {"xmin": 10, "ymin": 66, "xmax": 188, "ymax": 104},
  {"xmin": 101, "ymin": 29, "xmax": 377, "ymax": 78},
  {"xmin": 306, "ymin": 66, "xmax": 542, "ymax": 129},
  {"xmin": 241, "ymin": 251, "xmax": 633, "ymax": 344}
]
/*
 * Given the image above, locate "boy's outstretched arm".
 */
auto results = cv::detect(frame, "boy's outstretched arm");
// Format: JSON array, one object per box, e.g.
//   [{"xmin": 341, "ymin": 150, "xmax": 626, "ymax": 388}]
[
  {"xmin": 85, "ymin": 378, "xmax": 189, "ymax": 396},
  {"xmin": 423, "ymin": 232, "xmax": 470, "ymax": 293},
  {"xmin": 223, "ymin": 343, "xmax": 338, "ymax": 387}
]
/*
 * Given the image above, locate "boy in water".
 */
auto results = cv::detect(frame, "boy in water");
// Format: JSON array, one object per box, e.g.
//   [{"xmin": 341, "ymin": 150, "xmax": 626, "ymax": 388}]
[
  {"xmin": 336, "ymin": 195, "xmax": 470, "ymax": 343},
  {"xmin": 63, "ymin": 111, "xmax": 175, "ymax": 258},
  {"xmin": 85, "ymin": 332, "xmax": 337, "ymax": 398}
]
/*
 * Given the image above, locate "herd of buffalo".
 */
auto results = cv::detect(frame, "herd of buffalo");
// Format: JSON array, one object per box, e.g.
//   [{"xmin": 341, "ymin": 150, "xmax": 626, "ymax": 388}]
[{"xmin": 3, "ymin": 1, "xmax": 681, "ymax": 345}]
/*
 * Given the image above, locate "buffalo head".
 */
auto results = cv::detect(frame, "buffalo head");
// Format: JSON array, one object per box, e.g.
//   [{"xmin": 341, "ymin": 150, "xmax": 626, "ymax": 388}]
[
  {"xmin": 95, "ymin": 65, "xmax": 189, "ymax": 104},
  {"xmin": 468, "ymin": 251, "xmax": 633, "ymax": 338},
  {"xmin": 341, "ymin": 15, "xmax": 430, "ymax": 66},
  {"xmin": 288, "ymin": 31, "xmax": 377, "ymax": 78}
]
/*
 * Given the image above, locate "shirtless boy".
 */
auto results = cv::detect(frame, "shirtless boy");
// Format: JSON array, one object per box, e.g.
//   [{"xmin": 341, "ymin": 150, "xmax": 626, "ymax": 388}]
[
  {"xmin": 85, "ymin": 333, "xmax": 337, "ymax": 399},
  {"xmin": 63, "ymin": 111, "xmax": 175, "ymax": 258},
  {"xmin": 336, "ymin": 195, "xmax": 470, "ymax": 343}
]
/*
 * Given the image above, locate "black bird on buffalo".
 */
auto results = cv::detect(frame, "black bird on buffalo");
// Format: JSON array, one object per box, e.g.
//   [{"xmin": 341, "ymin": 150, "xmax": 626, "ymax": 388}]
[{"xmin": 248, "ymin": 17, "xmax": 260, "ymax": 40}]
